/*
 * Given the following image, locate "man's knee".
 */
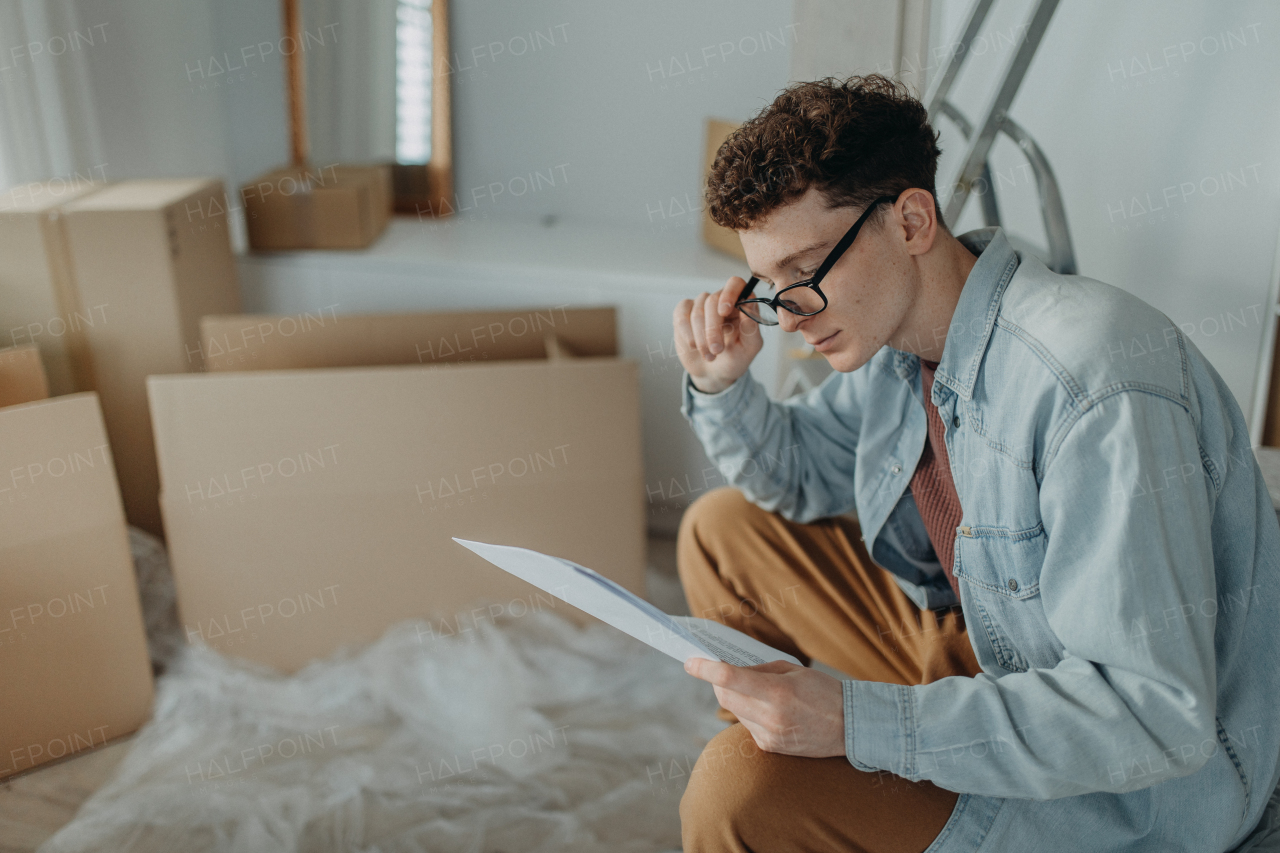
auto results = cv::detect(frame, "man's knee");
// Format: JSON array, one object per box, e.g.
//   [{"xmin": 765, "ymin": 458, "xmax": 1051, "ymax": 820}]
[
  {"xmin": 677, "ymin": 487, "xmax": 754, "ymax": 550},
  {"xmin": 680, "ymin": 724, "xmax": 774, "ymax": 843}
]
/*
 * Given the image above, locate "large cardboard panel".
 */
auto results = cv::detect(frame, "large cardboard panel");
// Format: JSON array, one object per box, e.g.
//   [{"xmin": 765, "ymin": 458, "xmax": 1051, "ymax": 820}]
[
  {"xmin": 148, "ymin": 358, "xmax": 645, "ymax": 673},
  {"xmin": 0, "ymin": 393, "xmax": 154, "ymax": 780},
  {"xmin": 0, "ymin": 344, "xmax": 50, "ymax": 408},
  {"xmin": 701, "ymin": 118, "xmax": 747, "ymax": 262},
  {"xmin": 199, "ymin": 306, "xmax": 618, "ymax": 372},
  {"xmin": 60, "ymin": 179, "xmax": 242, "ymax": 536},
  {"xmin": 0, "ymin": 180, "xmax": 107, "ymax": 396}
]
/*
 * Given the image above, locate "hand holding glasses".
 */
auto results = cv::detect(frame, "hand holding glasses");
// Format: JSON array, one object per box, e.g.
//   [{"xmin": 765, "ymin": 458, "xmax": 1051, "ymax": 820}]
[
  {"xmin": 734, "ymin": 195, "xmax": 897, "ymax": 325},
  {"xmin": 672, "ymin": 194, "xmax": 897, "ymax": 395}
]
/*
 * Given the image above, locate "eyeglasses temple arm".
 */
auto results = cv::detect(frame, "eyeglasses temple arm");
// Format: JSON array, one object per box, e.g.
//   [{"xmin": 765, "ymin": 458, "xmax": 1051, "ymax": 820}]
[{"xmin": 812, "ymin": 195, "xmax": 897, "ymax": 283}]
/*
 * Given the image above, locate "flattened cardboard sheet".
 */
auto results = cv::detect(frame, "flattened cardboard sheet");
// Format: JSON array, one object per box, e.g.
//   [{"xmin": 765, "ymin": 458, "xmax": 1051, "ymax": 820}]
[
  {"xmin": 148, "ymin": 358, "xmax": 644, "ymax": 673},
  {"xmin": 0, "ymin": 393, "xmax": 154, "ymax": 780}
]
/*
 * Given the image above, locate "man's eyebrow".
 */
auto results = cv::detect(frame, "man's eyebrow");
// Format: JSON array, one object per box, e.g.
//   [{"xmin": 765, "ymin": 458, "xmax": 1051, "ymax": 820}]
[{"xmin": 751, "ymin": 240, "xmax": 831, "ymax": 281}]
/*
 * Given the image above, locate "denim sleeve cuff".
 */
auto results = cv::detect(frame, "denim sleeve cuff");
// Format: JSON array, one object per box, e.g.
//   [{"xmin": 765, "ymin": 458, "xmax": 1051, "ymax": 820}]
[
  {"xmin": 843, "ymin": 679, "xmax": 916, "ymax": 778},
  {"xmin": 679, "ymin": 370, "xmax": 757, "ymax": 423}
]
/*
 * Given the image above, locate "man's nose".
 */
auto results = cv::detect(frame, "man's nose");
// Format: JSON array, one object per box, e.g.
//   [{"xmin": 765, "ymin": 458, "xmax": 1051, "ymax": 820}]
[{"xmin": 778, "ymin": 308, "xmax": 804, "ymax": 334}]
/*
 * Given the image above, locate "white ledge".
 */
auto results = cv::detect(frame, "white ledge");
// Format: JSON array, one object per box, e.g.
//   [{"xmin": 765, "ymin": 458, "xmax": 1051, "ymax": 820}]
[{"xmin": 238, "ymin": 214, "xmax": 746, "ymax": 293}]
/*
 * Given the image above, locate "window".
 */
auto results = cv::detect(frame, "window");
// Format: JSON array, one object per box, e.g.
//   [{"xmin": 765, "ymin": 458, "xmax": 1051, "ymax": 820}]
[{"xmin": 395, "ymin": 0, "xmax": 432, "ymax": 164}]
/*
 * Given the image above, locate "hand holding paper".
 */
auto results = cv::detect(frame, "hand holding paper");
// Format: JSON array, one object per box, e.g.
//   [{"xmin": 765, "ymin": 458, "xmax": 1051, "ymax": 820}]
[
  {"xmin": 684, "ymin": 656, "xmax": 847, "ymax": 758},
  {"xmin": 452, "ymin": 538, "xmax": 801, "ymax": 667},
  {"xmin": 453, "ymin": 538, "xmax": 847, "ymax": 758}
]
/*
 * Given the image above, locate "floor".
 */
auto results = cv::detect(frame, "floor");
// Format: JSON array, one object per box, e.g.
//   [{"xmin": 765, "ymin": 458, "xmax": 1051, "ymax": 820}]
[
  {"xmin": 0, "ymin": 535, "xmax": 691, "ymax": 853},
  {"xmin": 0, "ymin": 739, "xmax": 134, "ymax": 853}
]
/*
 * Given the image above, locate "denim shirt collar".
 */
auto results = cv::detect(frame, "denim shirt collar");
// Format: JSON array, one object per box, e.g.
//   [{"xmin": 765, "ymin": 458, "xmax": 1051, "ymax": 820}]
[{"xmin": 888, "ymin": 226, "xmax": 1021, "ymax": 402}]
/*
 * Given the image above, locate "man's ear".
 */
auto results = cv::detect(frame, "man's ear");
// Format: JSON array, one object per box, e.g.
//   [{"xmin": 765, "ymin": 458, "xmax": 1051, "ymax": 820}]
[{"xmin": 899, "ymin": 188, "xmax": 938, "ymax": 256}]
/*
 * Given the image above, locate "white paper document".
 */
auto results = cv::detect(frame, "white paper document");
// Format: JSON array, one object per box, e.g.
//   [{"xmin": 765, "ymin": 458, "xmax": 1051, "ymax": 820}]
[{"xmin": 453, "ymin": 538, "xmax": 802, "ymax": 667}]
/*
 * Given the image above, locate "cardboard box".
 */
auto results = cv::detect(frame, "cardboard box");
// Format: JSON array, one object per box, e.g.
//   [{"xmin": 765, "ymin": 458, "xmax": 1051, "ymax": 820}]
[
  {"xmin": 241, "ymin": 164, "xmax": 392, "ymax": 251},
  {"xmin": 148, "ymin": 354, "xmax": 645, "ymax": 673},
  {"xmin": 0, "ymin": 179, "xmax": 107, "ymax": 396},
  {"xmin": 0, "ymin": 393, "xmax": 154, "ymax": 780},
  {"xmin": 59, "ymin": 179, "xmax": 243, "ymax": 537},
  {"xmin": 197, "ymin": 306, "xmax": 618, "ymax": 372},
  {"xmin": 701, "ymin": 118, "xmax": 747, "ymax": 262},
  {"xmin": 0, "ymin": 344, "xmax": 50, "ymax": 408}
]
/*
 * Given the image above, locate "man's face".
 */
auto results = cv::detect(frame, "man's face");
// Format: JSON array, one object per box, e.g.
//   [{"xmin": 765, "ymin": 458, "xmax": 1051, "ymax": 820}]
[{"xmin": 738, "ymin": 186, "xmax": 919, "ymax": 373}]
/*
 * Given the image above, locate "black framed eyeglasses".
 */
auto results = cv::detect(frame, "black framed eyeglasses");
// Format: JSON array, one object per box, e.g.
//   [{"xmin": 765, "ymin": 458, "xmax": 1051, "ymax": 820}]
[{"xmin": 735, "ymin": 195, "xmax": 898, "ymax": 326}]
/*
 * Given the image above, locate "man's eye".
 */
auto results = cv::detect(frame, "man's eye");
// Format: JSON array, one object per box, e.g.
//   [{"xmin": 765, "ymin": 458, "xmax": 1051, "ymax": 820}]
[{"xmin": 760, "ymin": 270, "xmax": 812, "ymax": 295}]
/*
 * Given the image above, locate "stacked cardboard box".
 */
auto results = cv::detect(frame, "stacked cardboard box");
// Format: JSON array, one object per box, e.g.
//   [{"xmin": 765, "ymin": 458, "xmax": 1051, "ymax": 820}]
[
  {"xmin": 0, "ymin": 179, "xmax": 106, "ymax": 396},
  {"xmin": 0, "ymin": 350, "xmax": 154, "ymax": 779},
  {"xmin": 0, "ymin": 178, "xmax": 242, "ymax": 538},
  {"xmin": 56, "ymin": 179, "xmax": 242, "ymax": 536},
  {"xmin": 149, "ymin": 307, "xmax": 645, "ymax": 673}
]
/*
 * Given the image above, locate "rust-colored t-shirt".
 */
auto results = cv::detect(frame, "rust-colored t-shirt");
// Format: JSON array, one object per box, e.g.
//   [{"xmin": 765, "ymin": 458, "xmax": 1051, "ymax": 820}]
[{"xmin": 909, "ymin": 359, "xmax": 964, "ymax": 599}]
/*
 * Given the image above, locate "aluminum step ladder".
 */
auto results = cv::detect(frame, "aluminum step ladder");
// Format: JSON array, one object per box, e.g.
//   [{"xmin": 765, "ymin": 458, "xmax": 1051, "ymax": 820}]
[
  {"xmin": 926, "ymin": 0, "xmax": 1077, "ymax": 275},
  {"xmin": 778, "ymin": 0, "xmax": 1077, "ymax": 399}
]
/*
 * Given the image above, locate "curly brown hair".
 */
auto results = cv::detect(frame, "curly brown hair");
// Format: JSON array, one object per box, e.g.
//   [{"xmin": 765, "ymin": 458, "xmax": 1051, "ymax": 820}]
[{"xmin": 706, "ymin": 75, "xmax": 943, "ymax": 230}]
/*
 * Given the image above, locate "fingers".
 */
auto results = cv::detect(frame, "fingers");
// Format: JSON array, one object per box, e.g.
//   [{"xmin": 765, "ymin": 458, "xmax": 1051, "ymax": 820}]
[
  {"xmin": 686, "ymin": 658, "xmax": 773, "ymax": 700},
  {"xmin": 673, "ymin": 281, "xmax": 758, "ymax": 369},
  {"xmin": 685, "ymin": 657, "xmax": 797, "ymax": 685},
  {"xmin": 748, "ymin": 660, "xmax": 803, "ymax": 675},
  {"xmin": 687, "ymin": 292, "xmax": 735, "ymax": 362},
  {"xmin": 703, "ymin": 291, "xmax": 725, "ymax": 356},
  {"xmin": 673, "ymin": 298, "xmax": 696, "ymax": 360},
  {"xmin": 737, "ymin": 310, "xmax": 765, "ymax": 352},
  {"xmin": 685, "ymin": 656, "xmax": 729, "ymax": 684},
  {"xmin": 718, "ymin": 276, "xmax": 749, "ymax": 318},
  {"xmin": 690, "ymin": 292, "xmax": 711, "ymax": 358},
  {"xmin": 710, "ymin": 682, "xmax": 785, "ymax": 743},
  {"xmin": 703, "ymin": 284, "xmax": 742, "ymax": 358}
]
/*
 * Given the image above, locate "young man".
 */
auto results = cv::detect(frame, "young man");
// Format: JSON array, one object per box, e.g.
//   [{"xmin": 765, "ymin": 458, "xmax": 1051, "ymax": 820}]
[{"xmin": 671, "ymin": 75, "xmax": 1280, "ymax": 853}]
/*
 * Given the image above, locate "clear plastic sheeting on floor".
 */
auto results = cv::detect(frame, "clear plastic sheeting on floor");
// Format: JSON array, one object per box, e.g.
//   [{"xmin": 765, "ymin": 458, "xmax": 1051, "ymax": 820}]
[{"xmin": 37, "ymin": 611, "xmax": 722, "ymax": 853}]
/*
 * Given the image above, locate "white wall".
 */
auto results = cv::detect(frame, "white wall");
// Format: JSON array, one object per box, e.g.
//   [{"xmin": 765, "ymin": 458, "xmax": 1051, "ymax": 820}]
[
  {"xmin": 931, "ymin": 0, "xmax": 1280, "ymax": 430},
  {"xmin": 68, "ymin": 0, "xmax": 287, "ymax": 248},
  {"xmin": 445, "ymin": 0, "xmax": 794, "ymax": 227},
  {"xmin": 70, "ymin": 0, "xmax": 794, "ymax": 231},
  {"xmin": 66, "ymin": 0, "xmax": 233, "ymax": 181},
  {"xmin": 204, "ymin": 0, "xmax": 292, "ymax": 186}
]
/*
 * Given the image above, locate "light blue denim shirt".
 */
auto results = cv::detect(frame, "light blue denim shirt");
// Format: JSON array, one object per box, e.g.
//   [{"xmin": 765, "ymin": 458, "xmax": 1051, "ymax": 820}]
[{"xmin": 681, "ymin": 228, "xmax": 1280, "ymax": 852}]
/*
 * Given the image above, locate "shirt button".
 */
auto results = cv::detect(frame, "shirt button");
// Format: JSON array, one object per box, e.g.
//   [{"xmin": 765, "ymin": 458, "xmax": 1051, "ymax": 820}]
[
  {"xmin": 952, "ymin": 415, "xmax": 961, "ymax": 428},
  {"xmin": 1007, "ymin": 578, "xmax": 1019, "ymax": 592},
  {"xmin": 891, "ymin": 464, "xmax": 902, "ymax": 475}
]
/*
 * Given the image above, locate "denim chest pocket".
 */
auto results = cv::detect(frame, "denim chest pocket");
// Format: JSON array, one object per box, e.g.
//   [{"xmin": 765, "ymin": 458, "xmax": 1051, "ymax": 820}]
[{"xmin": 954, "ymin": 522, "xmax": 1065, "ymax": 674}]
